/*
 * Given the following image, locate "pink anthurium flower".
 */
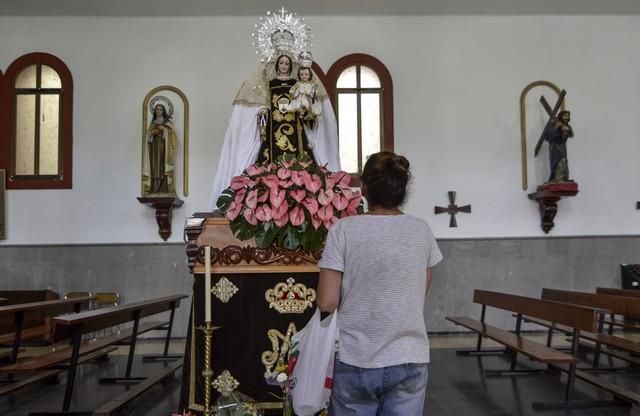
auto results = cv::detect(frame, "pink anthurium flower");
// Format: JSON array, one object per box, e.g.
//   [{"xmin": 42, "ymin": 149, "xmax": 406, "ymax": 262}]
[
  {"xmin": 290, "ymin": 171, "xmax": 304, "ymax": 186},
  {"xmin": 245, "ymin": 190, "xmax": 258, "ymax": 209},
  {"xmin": 289, "ymin": 206, "xmax": 305, "ymax": 227},
  {"xmin": 332, "ymin": 194, "xmax": 349, "ymax": 211},
  {"xmin": 255, "ymin": 205, "xmax": 272, "ymax": 222},
  {"xmin": 341, "ymin": 188, "xmax": 353, "ymax": 199},
  {"xmin": 277, "ymin": 167, "xmax": 291, "ymax": 180},
  {"xmin": 257, "ymin": 191, "xmax": 269, "ymax": 203},
  {"xmin": 230, "ymin": 176, "xmax": 250, "ymax": 191},
  {"xmin": 303, "ymin": 174, "xmax": 322, "ymax": 193},
  {"xmin": 346, "ymin": 196, "xmax": 362, "ymax": 216},
  {"xmin": 290, "ymin": 189, "xmax": 306, "ymax": 203},
  {"xmin": 324, "ymin": 177, "xmax": 336, "ymax": 190},
  {"xmin": 335, "ymin": 171, "xmax": 351, "ymax": 187},
  {"xmin": 302, "ymin": 197, "xmax": 319, "ymax": 215},
  {"xmin": 318, "ymin": 205, "xmax": 334, "ymax": 221},
  {"xmin": 318, "ymin": 189, "xmax": 334, "ymax": 206},
  {"xmin": 246, "ymin": 164, "xmax": 266, "ymax": 177},
  {"xmin": 270, "ymin": 188, "xmax": 286, "ymax": 208},
  {"xmin": 234, "ymin": 188, "xmax": 247, "ymax": 205},
  {"xmin": 262, "ymin": 174, "xmax": 279, "ymax": 190},
  {"xmin": 226, "ymin": 201, "xmax": 242, "ymax": 221},
  {"xmin": 274, "ymin": 213, "xmax": 289, "ymax": 227},
  {"xmin": 243, "ymin": 208, "xmax": 257, "ymax": 226}
]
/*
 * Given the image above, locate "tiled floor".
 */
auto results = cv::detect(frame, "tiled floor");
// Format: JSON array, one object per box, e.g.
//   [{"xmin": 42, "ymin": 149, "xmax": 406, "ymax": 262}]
[{"xmin": 2, "ymin": 335, "xmax": 640, "ymax": 415}]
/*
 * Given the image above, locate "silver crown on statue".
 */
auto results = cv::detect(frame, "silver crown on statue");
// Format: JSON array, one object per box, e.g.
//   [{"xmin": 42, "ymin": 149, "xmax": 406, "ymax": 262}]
[
  {"xmin": 298, "ymin": 51, "xmax": 313, "ymax": 68},
  {"xmin": 271, "ymin": 30, "xmax": 295, "ymax": 55},
  {"xmin": 252, "ymin": 7, "xmax": 313, "ymax": 63}
]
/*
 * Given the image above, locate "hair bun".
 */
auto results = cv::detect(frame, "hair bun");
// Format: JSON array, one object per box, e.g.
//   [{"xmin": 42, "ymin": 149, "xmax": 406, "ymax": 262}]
[{"xmin": 392, "ymin": 155, "xmax": 410, "ymax": 173}]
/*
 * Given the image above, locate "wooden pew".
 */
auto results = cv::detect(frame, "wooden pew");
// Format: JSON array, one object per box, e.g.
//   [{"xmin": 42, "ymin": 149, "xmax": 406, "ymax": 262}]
[
  {"xmin": 1, "ymin": 294, "xmax": 187, "ymax": 416},
  {"xmin": 596, "ymin": 287, "xmax": 640, "ymax": 330},
  {"xmin": 596, "ymin": 287, "xmax": 640, "ymax": 298},
  {"xmin": 0, "ymin": 290, "xmax": 59, "ymax": 305},
  {"xmin": 446, "ymin": 289, "xmax": 640, "ymax": 410},
  {"xmin": 0, "ymin": 297, "xmax": 90, "ymax": 364},
  {"xmin": 539, "ymin": 288, "xmax": 640, "ymax": 367}
]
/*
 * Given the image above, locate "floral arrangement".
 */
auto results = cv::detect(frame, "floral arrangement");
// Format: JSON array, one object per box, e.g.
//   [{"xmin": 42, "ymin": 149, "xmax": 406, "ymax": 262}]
[
  {"xmin": 217, "ymin": 158, "xmax": 363, "ymax": 253},
  {"xmin": 265, "ymin": 357, "xmax": 297, "ymax": 416}
]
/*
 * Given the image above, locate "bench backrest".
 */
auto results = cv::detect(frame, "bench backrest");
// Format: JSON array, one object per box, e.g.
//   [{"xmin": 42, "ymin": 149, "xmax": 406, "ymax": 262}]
[
  {"xmin": 0, "ymin": 297, "xmax": 90, "ymax": 333},
  {"xmin": 596, "ymin": 287, "xmax": 640, "ymax": 299},
  {"xmin": 0, "ymin": 290, "xmax": 59, "ymax": 305},
  {"xmin": 474, "ymin": 289, "xmax": 600, "ymax": 333},
  {"xmin": 542, "ymin": 288, "xmax": 640, "ymax": 321},
  {"xmin": 52, "ymin": 294, "xmax": 187, "ymax": 340}
]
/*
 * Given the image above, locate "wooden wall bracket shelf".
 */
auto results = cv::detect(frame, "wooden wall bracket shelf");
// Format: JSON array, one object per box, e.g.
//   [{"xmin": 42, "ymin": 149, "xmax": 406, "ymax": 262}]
[
  {"xmin": 137, "ymin": 195, "xmax": 184, "ymax": 241},
  {"xmin": 528, "ymin": 183, "xmax": 578, "ymax": 234}
]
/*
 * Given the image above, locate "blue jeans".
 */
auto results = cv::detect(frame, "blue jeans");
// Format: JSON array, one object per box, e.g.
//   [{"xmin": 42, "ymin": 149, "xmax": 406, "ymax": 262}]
[{"xmin": 329, "ymin": 360, "xmax": 428, "ymax": 416}]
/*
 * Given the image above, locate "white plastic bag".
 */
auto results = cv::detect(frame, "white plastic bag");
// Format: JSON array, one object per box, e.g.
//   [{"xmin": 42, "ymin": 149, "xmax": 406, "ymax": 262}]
[{"xmin": 289, "ymin": 308, "xmax": 338, "ymax": 416}]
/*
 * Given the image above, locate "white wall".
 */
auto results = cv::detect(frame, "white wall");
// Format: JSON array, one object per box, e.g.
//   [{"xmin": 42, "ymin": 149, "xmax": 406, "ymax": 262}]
[{"xmin": 0, "ymin": 15, "xmax": 639, "ymax": 244}]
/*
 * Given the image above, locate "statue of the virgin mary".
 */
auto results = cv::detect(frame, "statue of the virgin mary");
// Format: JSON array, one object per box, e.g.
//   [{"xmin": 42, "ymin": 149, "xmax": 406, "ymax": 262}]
[{"xmin": 208, "ymin": 9, "xmax": 340, "ymax": 211}]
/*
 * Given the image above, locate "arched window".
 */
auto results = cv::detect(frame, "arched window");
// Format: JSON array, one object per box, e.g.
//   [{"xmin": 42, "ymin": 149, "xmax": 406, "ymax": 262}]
[
  {"xmin": 326, "ymin": 54, "xmax": 393, "ymax": 180},
  {"xmin": 0, "ymin": 53, "xmax": 73, "ymax": 189}
]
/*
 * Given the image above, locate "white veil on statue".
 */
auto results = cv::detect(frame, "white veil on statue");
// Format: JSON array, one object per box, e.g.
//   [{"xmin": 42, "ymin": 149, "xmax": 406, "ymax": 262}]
[{"xmin": 207, "ymin": 9, "xmax": 340, "ymax": 211}]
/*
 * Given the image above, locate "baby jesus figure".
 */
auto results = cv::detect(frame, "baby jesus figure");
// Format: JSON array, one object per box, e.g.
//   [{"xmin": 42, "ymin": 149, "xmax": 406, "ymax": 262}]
[{"xmin": 285, "ymin": 66, "xmax": 322, "ymax": 128}]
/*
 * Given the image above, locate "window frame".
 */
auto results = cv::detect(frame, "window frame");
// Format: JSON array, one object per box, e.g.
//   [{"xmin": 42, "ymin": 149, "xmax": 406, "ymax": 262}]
[
  {"xmin": 326, "ymin": 54, "xmax": 394, "ymax": 183},
  {"xmin": 1, "ymin": 53, "xmax": 73, "ymax": 189}
]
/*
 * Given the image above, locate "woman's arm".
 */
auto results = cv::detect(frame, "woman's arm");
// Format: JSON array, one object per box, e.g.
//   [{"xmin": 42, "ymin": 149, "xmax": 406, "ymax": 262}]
[
  {"xmin": 426, "ymin": 268, "xmax": 433, "ymax": 295},
  {"xmin": 317, "ymin": 268, "xmax": 342, "ymax": 313}
]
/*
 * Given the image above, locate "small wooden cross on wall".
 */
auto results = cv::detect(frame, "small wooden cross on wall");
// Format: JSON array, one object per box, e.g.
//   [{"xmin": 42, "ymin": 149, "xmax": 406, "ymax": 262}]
[{"xmin": 435, "ymin": 191, "xmax": 471, "ymax": 228}]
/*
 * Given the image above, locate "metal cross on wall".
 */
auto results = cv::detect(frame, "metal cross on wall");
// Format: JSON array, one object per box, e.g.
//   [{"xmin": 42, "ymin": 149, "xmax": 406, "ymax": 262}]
[{"xmin": 434, "ymin": 191, "xmax": 471, "ymax": 228}]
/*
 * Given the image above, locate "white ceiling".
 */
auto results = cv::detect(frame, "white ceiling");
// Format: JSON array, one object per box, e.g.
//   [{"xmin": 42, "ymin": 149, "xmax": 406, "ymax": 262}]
[{"xmin": 1, "ymin": 0, "xmax": 640, "ymax": 16}]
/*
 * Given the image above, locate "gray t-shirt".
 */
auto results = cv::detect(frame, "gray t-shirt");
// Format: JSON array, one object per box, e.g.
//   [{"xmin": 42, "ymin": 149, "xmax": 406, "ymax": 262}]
[{"xmin": 318, "ymin": 214, "xmax": 442, "ymax": 368}]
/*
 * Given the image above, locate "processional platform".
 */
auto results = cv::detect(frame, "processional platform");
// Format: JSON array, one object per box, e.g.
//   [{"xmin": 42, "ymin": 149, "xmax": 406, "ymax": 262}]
[{"xmin": 182, "ymin": 215, "xmax": 319, "ymax": 414}]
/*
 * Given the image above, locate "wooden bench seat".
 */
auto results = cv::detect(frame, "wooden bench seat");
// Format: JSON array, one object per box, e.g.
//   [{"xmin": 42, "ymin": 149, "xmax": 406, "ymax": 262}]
[
  {"xmin": 0, "ymin": 346, "xmax": 117, "ymax": 397},
  {"xmin": 446, "ymin": 316, "xmax": 578, "ymax": 363},
  {"xmin": 0, "ymin": 297, "xmax": 90, "ymax": 365},
  {"xmin": 596, "ymin": 287, "xmax": 640, "ymax": 298},
  {"xmin": 595, "ymin": 288, "xmax": 640, "ymax": 330},
  {"xmin": 0, "ymin": 320, "xmax": 165, "ymax": 373},
  {"xmin": 522, "ymin": 311, "xmax": 640, "ymax": 367},
  {"xmin": 0, "ymin": 324, "xmax": 51, "ymax": 345},
  {"xmin": 446, "ymin": 289, "xmax": 627, "ymax": 410},
  {"xmin": 30, "ymin": 294, "xmax": 187, "ymax": 415}
]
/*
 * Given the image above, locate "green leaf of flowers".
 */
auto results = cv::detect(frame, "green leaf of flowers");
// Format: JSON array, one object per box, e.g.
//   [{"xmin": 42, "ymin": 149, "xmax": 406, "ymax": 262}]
[
  {"xmin": 300, "ymin": 227, "xmax": 325, "ymax": 253},
  {"xmin": 282, "ymin": 225, "xmax": 300, "ymax": 250},
  {"xmin": 230, "ymin": 218, "xmax": 257, "ymax": 241},
  {"xmin": 255, "ymin": 223, "xmax": 278, "ymax": 248},
  {"xmin": 216, "ymin": 188, "xmax": 235, "ymax": 212}
]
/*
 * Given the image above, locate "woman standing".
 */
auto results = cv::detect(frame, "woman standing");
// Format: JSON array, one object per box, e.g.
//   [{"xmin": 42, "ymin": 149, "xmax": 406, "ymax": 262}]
[{"xmin": 318, "ymin": 151, "xmax": 442, "ymax": 416}]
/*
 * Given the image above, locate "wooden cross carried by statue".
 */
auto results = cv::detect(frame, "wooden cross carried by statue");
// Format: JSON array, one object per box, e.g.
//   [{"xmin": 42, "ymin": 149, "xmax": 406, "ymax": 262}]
[{"xmin": 534, "ymin": 89, "xmax": 566, "ymax": 157}]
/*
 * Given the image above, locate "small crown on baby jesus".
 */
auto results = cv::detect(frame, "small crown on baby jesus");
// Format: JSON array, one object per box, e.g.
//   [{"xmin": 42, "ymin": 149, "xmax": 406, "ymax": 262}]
[{"xmin": 298, "ymin": 51, "xmax": 314, "ymax": 68}]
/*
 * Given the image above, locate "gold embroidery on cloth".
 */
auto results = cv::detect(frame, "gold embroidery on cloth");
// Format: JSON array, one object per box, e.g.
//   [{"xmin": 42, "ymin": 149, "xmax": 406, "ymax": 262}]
[
  {"xmin": 274, "ymin": 124, "xmax": 296, "ymax": 152},
  {"xmin": 261, "ymin": 323, "xmax": 297, "ymax": 378},
  {"xmin": 265, "ymin": 277, "xmax": 316, "ymax": 314},
  {"xmin": 212, "ymin": 276, "xmax": 239, "ymax": 303},
  {"xmin": 212, "ymin": 370, "xmax": 240, "ymax": 396}
]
